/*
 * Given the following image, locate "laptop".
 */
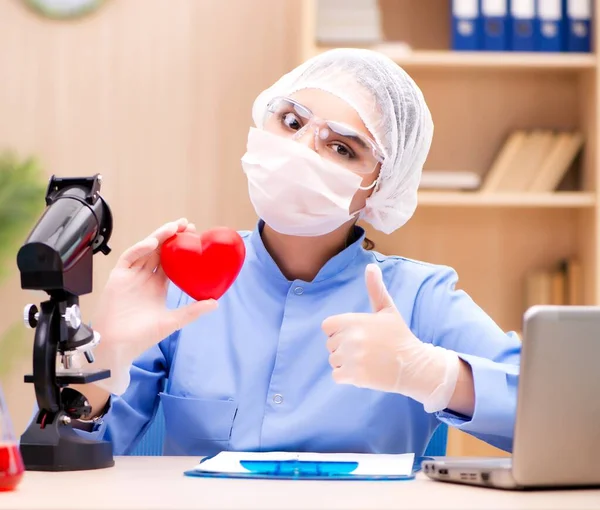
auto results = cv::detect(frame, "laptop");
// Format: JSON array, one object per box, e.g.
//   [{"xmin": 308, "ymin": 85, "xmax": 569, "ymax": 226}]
[{"xmin": 423, "ymin": 305, "xmax": 600, "ymax": 490}]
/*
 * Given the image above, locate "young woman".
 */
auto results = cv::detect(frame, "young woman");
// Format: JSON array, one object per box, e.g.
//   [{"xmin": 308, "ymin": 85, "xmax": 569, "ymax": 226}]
[{"xmin": 71, "ymin": 48, "xmax": 520, "ymax": 457}]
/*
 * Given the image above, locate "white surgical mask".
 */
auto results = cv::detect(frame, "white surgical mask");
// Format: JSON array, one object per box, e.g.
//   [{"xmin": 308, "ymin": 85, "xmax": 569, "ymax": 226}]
[{"xmin": 241, "ymin": 127, "xmax": 376, "ymax": 237}]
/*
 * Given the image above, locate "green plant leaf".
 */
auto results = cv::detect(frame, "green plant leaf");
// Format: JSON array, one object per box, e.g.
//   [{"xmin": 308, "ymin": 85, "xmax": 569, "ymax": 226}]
[
  {"xmin": 0, "ymin": 321, "xmax": 30, "ymax": 380},
  {"xmin": 0, "ymin": 152, "xmax": 47, "ymax": 284}
]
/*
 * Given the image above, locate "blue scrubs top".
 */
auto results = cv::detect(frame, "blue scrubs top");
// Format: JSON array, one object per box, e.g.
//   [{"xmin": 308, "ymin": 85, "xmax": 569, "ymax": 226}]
[{"xmin": 84, "ymin": 221, "xmax": 521, "ymax": 456}]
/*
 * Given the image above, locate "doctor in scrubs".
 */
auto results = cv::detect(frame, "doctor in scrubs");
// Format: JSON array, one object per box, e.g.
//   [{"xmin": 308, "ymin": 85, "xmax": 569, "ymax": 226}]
[{"xmin": 71, "ymin": 48, "xmax": 521, "ymax": 456}]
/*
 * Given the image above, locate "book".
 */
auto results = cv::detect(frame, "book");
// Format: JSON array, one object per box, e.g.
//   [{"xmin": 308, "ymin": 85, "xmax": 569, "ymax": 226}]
[
  {"xmin": 566, "ymin": 258, "xmax": 583, "ymax": 305},
  {"xmin": 528, "ymin": 131, "xmax": 584, "ymax": 192},
  {"xmin": 480, "ymin": 130, "xmax": 529, "ymax": 192},
  {"xmin": 494, "ymin": 130, "xmax": 556, "ymax": 192},
  {"xmin": 316, "ymin": 0, "xmax": 383, "ymax": 44},
  {"xmin": 419, "ymin": 171, "xmax": 481, "ymax": 190},
  {"xmin": 551, "ymin": 265, "xmax": 566, "ymax": 305},
  {"xmin": 525, "ymin": 270, "xmax": 553, "ymax": 309}
]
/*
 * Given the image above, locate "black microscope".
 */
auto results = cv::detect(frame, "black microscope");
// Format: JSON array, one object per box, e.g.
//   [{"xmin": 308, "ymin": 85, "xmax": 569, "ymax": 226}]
[{"xmin": 16, "ymin": 174, "xmax": 115, "ymax": 471}]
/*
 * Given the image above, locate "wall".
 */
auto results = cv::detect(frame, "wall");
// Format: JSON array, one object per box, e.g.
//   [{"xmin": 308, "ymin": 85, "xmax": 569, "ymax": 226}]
[{"xmin": 0, "ymin": 0, "xmax": 301, "ymax": 434}]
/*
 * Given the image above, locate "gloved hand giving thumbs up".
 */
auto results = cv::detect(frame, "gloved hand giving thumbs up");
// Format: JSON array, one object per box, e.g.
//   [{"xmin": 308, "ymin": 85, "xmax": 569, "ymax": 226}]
[{"xmin": 321, "ymin": 264, "xmax": 461, "ymax": 413}]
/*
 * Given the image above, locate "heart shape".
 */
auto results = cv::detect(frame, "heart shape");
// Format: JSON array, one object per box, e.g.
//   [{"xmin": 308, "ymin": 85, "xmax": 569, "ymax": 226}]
[{"xmin": 160, "ymin": 227, "xmax": 246, "ymax": 301}]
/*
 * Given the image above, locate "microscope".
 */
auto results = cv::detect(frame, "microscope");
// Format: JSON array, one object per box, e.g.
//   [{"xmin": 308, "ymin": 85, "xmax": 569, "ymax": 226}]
[{"xmin": 17, "ymin": 174, "xmax": 115, "ymax": 471}]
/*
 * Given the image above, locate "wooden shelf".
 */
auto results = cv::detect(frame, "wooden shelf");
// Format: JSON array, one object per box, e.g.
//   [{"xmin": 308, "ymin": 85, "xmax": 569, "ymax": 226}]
[
  {"xmin": 315, "ymin": 46, "xmax": 597, "ymax": 70},
  {"xmin": 417, "ymin": 191, "xmax": 596, "ymax": 208}
]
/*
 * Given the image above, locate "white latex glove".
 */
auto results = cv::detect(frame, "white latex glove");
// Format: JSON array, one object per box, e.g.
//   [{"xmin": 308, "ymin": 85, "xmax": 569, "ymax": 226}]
[
  {"xmin": 90, "ymin": 218, "xmax": 218, "ymax": 395},
  {"xmin": 322, "ymin": 264, "xmax": 460, "ymax": 413}
]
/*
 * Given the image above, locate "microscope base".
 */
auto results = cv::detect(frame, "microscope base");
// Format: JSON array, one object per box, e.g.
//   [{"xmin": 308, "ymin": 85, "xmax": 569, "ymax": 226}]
[{"xmin": 19, "ymin": 412, "xmax": 114, "ymax": 471}]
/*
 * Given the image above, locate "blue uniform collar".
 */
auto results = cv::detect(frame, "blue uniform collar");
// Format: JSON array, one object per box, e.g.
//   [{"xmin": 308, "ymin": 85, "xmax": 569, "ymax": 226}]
[{"xmin": 249, "ymin": 220, "xmax": 368, "ymax": 284}]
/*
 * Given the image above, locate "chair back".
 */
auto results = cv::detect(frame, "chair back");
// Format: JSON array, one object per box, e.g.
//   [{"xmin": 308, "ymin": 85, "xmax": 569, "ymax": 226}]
[
  {"xmin": 423, "ymin": 423, "xmax": 448, "ymax": 457},
  {"xmin": 129, "ymin": 402, "xmax": 166, "ymax": 456}
]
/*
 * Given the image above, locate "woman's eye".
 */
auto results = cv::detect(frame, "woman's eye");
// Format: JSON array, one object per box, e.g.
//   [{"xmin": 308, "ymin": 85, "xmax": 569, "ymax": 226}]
[
  {"xmin": 330, "ymin": 143, "xmax": 355, "ymax": 159},
  {"xmin": 281, "ymin": 112, "xmax": 302, "ymax": 131}
]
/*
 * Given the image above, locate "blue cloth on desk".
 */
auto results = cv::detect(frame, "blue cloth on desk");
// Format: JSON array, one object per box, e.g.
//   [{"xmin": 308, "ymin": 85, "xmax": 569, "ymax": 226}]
[{"xmin": 79, "ymin": 220, "xmax": 521, "ymax": 456}]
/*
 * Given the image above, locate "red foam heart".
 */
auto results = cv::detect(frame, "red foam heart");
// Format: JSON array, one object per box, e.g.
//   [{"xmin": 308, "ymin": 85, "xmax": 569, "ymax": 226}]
[{"xmin": 160, "ymin": 227, "xmax": 246, "ymax": 301}]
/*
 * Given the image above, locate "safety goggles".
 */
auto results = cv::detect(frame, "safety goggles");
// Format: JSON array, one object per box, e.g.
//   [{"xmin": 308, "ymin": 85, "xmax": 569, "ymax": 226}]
[{"xmin": 263, "ymin": 96, "xmax": 384, "ymax": 175}]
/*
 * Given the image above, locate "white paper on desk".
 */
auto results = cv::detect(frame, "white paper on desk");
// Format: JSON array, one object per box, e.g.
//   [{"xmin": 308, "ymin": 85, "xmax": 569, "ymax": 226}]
[{"xmin": 193, "ymin": 451, "xmax": 415, "ymax": 476}]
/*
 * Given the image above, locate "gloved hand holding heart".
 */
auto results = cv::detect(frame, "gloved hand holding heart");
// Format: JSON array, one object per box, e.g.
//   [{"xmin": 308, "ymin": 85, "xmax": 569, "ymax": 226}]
[{"xmin": 160, "ymin": 227, "xmax": 246, "ymax": 301}]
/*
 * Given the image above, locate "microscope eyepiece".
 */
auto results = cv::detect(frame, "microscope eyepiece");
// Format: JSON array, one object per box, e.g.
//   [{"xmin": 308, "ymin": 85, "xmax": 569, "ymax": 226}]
[{"xmin": 16, "ymin": 174, "xmax": 113, "ymax": 296}]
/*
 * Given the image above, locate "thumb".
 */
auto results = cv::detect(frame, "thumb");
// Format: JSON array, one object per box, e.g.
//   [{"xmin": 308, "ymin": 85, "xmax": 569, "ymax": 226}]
[
  {"xmin": 164, "ymin": 299, "xmax": 219, "ymax": 334},
  {"xmin": 365, "ymin": 264, "xmax": 396, "ymax": 313}
]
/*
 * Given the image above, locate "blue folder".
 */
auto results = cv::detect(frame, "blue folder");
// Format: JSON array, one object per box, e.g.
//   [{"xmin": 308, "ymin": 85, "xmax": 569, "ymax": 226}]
[
  {"xmin": 537, "ymin": 0, "xmax": 565, "ymax": 51},
  {"xmin": 452, "ymin": 0, "xmax": 482, "ymax": 50},
  {"xmin": 565, "ymin": 0, "xmax": 592, "ymax": 52},
  {"xmin": 482, "ymin": 0, "xmax": 509, "ymax": 50},
  {"xmin": 510, "ymin": 0, "xmax": 537, "ymax": 51},
  {"xmin": 183, "ymin": 456, "xmax": 433, "ymax": 482}
]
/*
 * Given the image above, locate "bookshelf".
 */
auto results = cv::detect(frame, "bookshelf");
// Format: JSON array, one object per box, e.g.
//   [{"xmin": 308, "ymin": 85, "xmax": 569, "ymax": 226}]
[
  {"xmin": 417, "ymin": 190, "xmax": 596, "ymax": 207},
  {"xmin": 300, "ymin": 0, "xmax": 599, "ymax": 458},
  {"xmin": 315, "ymin": 46, "xmax": 597, "ymax": 70}
]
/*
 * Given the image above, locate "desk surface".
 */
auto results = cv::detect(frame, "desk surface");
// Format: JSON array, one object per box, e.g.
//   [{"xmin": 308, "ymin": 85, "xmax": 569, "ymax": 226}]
[{"xmin": 3, "ymin": 456, "xmax": 600, "ymax": 510}]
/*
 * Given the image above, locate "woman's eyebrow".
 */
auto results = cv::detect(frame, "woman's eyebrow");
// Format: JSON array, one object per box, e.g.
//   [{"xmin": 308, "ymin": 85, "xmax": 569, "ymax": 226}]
[
  {"xmin": 292, "ymin": 102, "xmax": 312, "ymax": 117},
  {"xmin": 342, "ymin": 133, "xmax": 369, "ymax": 150}
]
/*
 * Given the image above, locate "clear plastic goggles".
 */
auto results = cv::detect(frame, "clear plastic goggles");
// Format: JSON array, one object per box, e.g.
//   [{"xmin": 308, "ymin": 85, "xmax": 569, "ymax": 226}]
[{"xmin": 263, "ymin": 96, "xmax": 384, "ymax": 175}]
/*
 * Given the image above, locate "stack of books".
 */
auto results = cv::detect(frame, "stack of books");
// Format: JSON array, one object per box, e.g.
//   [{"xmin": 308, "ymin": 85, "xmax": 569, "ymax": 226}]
[
  {"xmin": 419, "ymin": 171, "xmax": 481, "ymax": 191},
  {"xmin": 316, "ymin": 0, "xmax": 382, "ymax": 44},
  {"xmin": 524, "ymin": 258, "xmax": 582, "ymax": 309},
  {"xmin": 479, "ymin": 129, "xmax": 584, "ymax": 193}
]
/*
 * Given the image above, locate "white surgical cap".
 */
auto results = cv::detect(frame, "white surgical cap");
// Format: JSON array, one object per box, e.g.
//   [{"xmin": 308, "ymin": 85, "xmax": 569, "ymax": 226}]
[{"xmin": 251, "ymin": 48, "xmax": 434, "ymax": 234}]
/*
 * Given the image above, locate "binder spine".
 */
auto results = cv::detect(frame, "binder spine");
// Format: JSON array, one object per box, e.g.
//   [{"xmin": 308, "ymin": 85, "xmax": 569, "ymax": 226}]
[
  {"xmin": 566, "ymin": 0, "xmax": 592, "ymax": 52},
  {"xmin": 537, "ymin": 0, "xmax": 565, "ymax": 51},
  {"xmin": 511, "ymin": 0, "xmax": 537, "ymax": 51},
  {"xmin": 482, "ymin": 0, "xmax": 509, "ymax": 50},
  {"xmin": 452, "ymin": 0, "xmax": 482, "ymax": 50}
]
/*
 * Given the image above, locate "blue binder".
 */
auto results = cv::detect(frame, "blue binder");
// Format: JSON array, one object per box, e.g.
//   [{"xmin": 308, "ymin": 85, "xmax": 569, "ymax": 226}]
[
  {"xmin": 452, "ymin": 0, "xmax": 482, "ymax": 50},
  {"xmin": 482, "ymin": 0, "xmax": 509, "ymax": 50},
  {"xmin": 510, "ymin": 0, "xmax": 537, "ymax": 51},
  {"xmin": 565, "ymin": 0, "xmax": 592, "ymax": 52},
  {"xmin": 537, "ymin": 0, "xmax": 565, "ymax": 51}
]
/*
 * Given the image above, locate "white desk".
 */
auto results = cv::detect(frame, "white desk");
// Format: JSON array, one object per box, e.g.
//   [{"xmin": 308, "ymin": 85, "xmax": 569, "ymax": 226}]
[{"xmin": 3, "ymin": 456, "xmax": 600, "ymax": 510}]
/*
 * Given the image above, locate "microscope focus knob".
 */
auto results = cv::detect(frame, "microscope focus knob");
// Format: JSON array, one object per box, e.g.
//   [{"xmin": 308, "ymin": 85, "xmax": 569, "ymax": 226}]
[
  {"xmin": 23, "ymin": 304, "xmax": 39, "ymax": 328},
  {"xmin": 84, "ymin": 350, "xmax": 95, "ymax": 363},
  {"xmin": 64, "ymin": 305, "xmax": 82, "ymax": 329}
]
